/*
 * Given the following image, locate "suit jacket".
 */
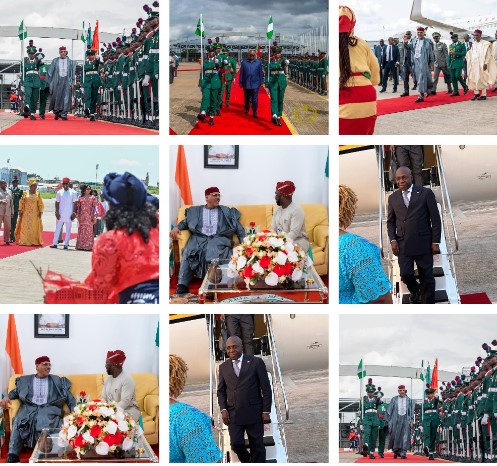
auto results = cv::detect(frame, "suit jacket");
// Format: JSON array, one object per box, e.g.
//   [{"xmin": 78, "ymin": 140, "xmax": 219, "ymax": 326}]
[
  {"xmin": 217, "ymin": 354, "xmax": 272, "ymax": 425},
  {"xmin": 374, "ymin": 44, "xmax": 386, "ymax": 65},
  {"xmin": 387, "ymin": 185, "xmax": 442, "ymax": 257},
  {"xmin": 381, "ymin": 44, "xmax": 400, "ymax": 67}
]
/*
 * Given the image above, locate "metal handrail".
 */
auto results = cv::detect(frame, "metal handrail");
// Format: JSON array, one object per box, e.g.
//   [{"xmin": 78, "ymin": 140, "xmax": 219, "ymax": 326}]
[
  {"xmin": 376, "ymin": 145, "xmax": 386, "ymax": 258},
  {"xmin": 208, "ymin": 315, "xmax": 214, "ymax": 423}
]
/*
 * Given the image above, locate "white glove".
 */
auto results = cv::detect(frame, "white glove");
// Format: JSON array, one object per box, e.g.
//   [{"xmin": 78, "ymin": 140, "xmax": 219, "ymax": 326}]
[
  {"xmin": 214, "ymin": 59, "xmax": 219, "ymax": 64},
  {"xmin": 142, "ymin": 74, "xmax": 150, "ymax": 86},
  {"xmin": 155, "ymin": 74, "xmax": 158, "ymax": 79},
  {"xmin": 224, "ymin": 59, "xmax": 228, "ymax": 64},
  {"xmin": 265, "ymin": 87, "xmax": 270, "ymax": 95},
  {"xmin": 494, "ymin": 413, "xmax": 497, "ymax": 419},
  {"xmin": 482, "ymin": 414, "xmax": 489, "ymax": 425},
  {"xmin": 117, "ymin": 85, "xmax": 122, "ymax": 91},
  {"xmin": 284, "ymin": 59, "xmax": 290, "ymax": 65}
]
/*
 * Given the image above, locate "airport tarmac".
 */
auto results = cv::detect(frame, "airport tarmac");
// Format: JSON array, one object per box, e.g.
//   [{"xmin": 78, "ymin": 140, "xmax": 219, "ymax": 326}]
[
  {"xmin": 177, "ymin": 369, "xmax": 329, "ymax": 463},
  {"xmin": 0, "ymin": 198, "xmax": 90, "ymax": 303},
  {"xmin": 373, "ymin": 76, "xmax": 497, "ymax": 135},
  {"xmin": 347, "ymin": 200, "xmax": 497, "ymax": 303}
]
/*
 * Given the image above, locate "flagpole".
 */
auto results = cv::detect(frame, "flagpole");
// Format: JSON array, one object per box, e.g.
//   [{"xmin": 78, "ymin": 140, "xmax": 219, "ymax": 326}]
[{"xmin": 200, "ymin": 14, "xmax": 204, "ymax": 79}]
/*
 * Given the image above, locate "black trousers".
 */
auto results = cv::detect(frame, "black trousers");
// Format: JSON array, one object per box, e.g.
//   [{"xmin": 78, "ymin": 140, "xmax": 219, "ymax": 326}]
[
  {"xmin": 382, "ymin": 61, "xmax": 398, "ymax": 90},
  {"xmin": 398, "ymin": 249, "xmax": 435, "ymax": 303},
  {"xmin": 226, "ymin": 315, "xmax": 254, "ymax": 355},
  {"xmin": 243, "ymin": 88, "xmax": 259, "ymax": 115},
  {"xmin": 403, "ymin": 63, "xmax": 414, "ymax": 92},
  {"xmin": 228, "ymin": 421, "xmax": 265, "ymax": 463},
  {"xmin": 395, "ymin": 145, "xmax": 424, "ymax": 186}
]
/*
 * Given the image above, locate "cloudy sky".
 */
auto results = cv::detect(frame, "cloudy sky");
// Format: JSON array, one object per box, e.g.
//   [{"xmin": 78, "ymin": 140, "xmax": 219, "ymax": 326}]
[
  {"xmin": 340, "ymin": 314, "xmax": 496, "ymax": 400},
  {"xmin": 0, "ymin": 1, "xmax": 154, "ymax": 60},
  {"xmin": 345, "ymin": 0, "xmax": 496, "ymax": 40},
  {"xmin": 0, "ymin": 145, "xmax": 159, "ymax": 185},
  {"xmin": 170, "ymin": 0, "xmax": 328, "ymax": 43}
]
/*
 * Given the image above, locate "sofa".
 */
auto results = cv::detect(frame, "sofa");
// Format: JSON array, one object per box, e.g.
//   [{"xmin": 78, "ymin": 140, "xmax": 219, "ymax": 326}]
[
  {"xmin": 7, "ymin": 372, "xmax": 159, "ymax": 445},
  {"xmin": 173, "ymin": 203, "xmax": 328, "ymax": 276}
]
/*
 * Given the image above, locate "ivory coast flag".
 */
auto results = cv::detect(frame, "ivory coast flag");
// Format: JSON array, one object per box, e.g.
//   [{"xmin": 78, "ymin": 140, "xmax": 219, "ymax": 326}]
[{"xmin": 1, "ymin": 315, "xmax": 23, "ymax": 398}]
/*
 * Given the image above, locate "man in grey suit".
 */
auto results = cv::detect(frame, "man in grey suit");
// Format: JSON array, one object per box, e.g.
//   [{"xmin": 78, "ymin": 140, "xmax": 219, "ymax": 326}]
[
  {"xmin": 387, "ymin": 166, "xmax": 442, "ymax": 304},
  {"xmin": 386, "ymin": 385, "xmax": 416, "ymax": 459},
  {"xmin": 431, "ymin": 32, "xmax": 452, "ymax": 95},
  {"xmin": 47, "ymin": 46, "xmax": 76, "ymax": 120},
  {"xmin": 400, "ymin": 32, "xmax": 416, "ymax": 96}
]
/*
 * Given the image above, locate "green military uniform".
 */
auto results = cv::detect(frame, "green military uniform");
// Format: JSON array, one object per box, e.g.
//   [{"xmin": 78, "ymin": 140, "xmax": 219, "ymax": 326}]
[
  {"xmin": 484, "ymin": 352, "xmax": 497, "ymax": 458},
  {"xmin": 23, "ymin": 42, "xmax": 42, "ymax": 119},
  {"xmin": 36, "ymin": 50, "xmax": 49, "ymax": 119},
  {"xmin": 149, "ymin": 23, "xmax": 159, "ymax": 125},
  {"xmin": 215, "ymin": 43, "xmax": 228, "ymax": 114},
  {"xmin": 361, "ymin": 380, "xmax": 380, "ymax": 459},
  {"xmin": 423, "ymin": 388, "xmax": 441, "ymax": 459},
  {"xmin": 266, "ymin": 43, "xmax": 288, "ymax": 126},
  {"xmin": 317, "ymin": 52, "xmax": 328, "ymax": 95},
  {"xmin": 197, "ymin": 45, "xmax": 221, "ymax": 126},
  {"xmin": 221, "ymin": 49, "xmax": 237, "ymax": 108},
  {"xmin": 127, "ymin": 35, "xmax": 139, "ymax": 122},
  {"xmin": 376, "ymin": 391, "xmax": 387, "ymax": 458},
  {"xmin": 448, "ymin": 34, "xmax": 469, "ymax": 95},
  {"xmin": 9, "ymin": 179, "xmax": 23, "ymax": 243},
  {"xmin": 83, "ymin": 49, "xmax": 102, "ymax": 120}
]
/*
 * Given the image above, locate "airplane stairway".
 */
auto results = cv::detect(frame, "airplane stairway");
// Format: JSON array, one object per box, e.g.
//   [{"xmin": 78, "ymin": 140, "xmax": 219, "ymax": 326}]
[{"xmin": 376, "ymin": 146, "xmax": 460, "ymax": 304}]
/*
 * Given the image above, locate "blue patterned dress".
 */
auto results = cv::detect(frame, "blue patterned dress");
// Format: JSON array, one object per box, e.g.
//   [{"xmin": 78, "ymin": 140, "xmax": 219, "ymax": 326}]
[
  {"xmin": 170, "ymin": 402, "xmax": 223, "ymax": 463},
  {"xmin": 339, "ymin": 233, "xmax": 392, "ymax": 303}
]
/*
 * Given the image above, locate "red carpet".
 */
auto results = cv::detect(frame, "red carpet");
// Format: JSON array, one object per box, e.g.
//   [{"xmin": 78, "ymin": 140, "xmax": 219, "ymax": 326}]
[
  {"xmin": 1, "ymin": 113, "xmax": 158, "ymax": 135},
  {"xmin": 0, "ymin": 231, "xmax": 77, "ymax": 259},
  {"xmin": 377, "ymin": 89, "xmax": 497, "ymax": 116},
  {"xmin": 354, "ymin": 452, "xmax": 446, "ymax": 462},
  {"xmin": 187, "ymin": 84, "xmax": 292, "ymax": 135},
  {"xmin": 460, "ymin": 292, "xmax": 492, "ymax": 304},
  {"xmin": 170, "ymin": 127, "xmax": 177, "ymax": 135}
]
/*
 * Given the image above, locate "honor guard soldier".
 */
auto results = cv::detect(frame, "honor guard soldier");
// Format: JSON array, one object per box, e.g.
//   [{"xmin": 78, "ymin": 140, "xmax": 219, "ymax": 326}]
[
  {"xmin": 317, "ymin": 50, "xmax": 328, "ymax": 95},
  {"xmin": 83, "ymin": 47, "xmax": 102, "ymax": 121},
  {"xmin": 23, "ymin": 40, "xmax": 42, "ymax": 120},
  {"xmin": 143, "ymin": 5, "xmax": 159, "ymax": 127},
  {"xmin": 197, "ymin": 42, "xmax": 221, "ymax": 126},
  {"xmin": 36, "ymin": 49, "xmax": 49, "ymax": 120},
  {"xmin": 376, "ymin": 387, "xmax": 387, "ymax": 459},
  {"xmin": 423, "ymin": 386, "xmax": 441, "ymax": 460},
  {"xmin": 266, "ymin": 41, "xmax": 288, "ymax": 126},
  {"xmin": 448, "ymin": 33, "xmax": 469, "ymax": 96},
  {"xmin": 361, "ymin": 378, "xmax": 380, "ymax": 459},
  {"xmin": 9, "ymin": 176, "xmax": 23, "ymax": 243}
]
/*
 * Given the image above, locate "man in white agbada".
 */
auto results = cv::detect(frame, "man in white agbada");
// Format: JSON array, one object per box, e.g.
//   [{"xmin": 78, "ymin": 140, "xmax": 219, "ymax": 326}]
[
  {"xmin": 467, "ymin": 29, "xmax": 497, "ymax": 101},
  {"xmin": 50, "ymin": 177, "xmax": 77, "ymax": 250},
  {"xmin": 270, "ymin": 180, "xmax": 309, "ymax": 252},
  {"xmin": 101, "ymin": 350, "xmax": 141, "ymax": 422}
]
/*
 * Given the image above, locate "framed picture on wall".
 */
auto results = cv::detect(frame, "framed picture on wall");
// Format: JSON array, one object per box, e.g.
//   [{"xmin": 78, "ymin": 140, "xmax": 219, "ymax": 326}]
[
  {"xmin": 204, "ymin": 145, "xmax": 239, "ymax": 169},
  {"xmin": 34, "ymin": 314, "xmax": 70, "ymax": 338}
]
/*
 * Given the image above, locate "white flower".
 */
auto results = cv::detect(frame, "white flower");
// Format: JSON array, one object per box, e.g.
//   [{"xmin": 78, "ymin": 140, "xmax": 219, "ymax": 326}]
[
  {"xmin": 292, "ymin": 269, "xmax": 303, "ymax": 281},
  {"xmin": 275, "ymin": 251, "xmax": 287, "ymax": 265},
  {"xmin": 74, "ymin": 406, "xmax": 81, "ymax": 415},
  {"xmin": 226, "ymin": 267, "xmax": 237, "ymax": 278},
  {"xmin": 236, "ymin": 255, "xmax": 247, "ymax": 270},
  {"xmin": 100, "ymin": 406, "xmax": 115, "ymax": 417},
  {"xmin": 265, "ymin": 272, "xmax": 279, "ymax": 286},
  {"xmin": 269, "ymin": 237, "xmax": 284, "ymax": 248},
  {"xmin": 118, "ymin": 420, "xmax": 129, "ymax": 432},
  {"xmin": 285, "ymin": 241, "xmax": 295, "ymax": 252},
  {"xmin": 82, "ymin": 431, "xmax": 95, "ymax": 444},
  {"xmin": 252, "ymin": 261, "xmax": 264, "ymax": 274},
  {"xmin": 232, "ymin": 245, "xmax": 242, "ymax": 257},
  {"xmin": 95, "ymin": 441, "xmax": 110, "ymax": 455},
  {"xmin": 104, "ymin": 420, "xmax": 118, "ymax": 434},
  {"xmin": 287, "ymin": 251, "xmax": 298, "ymax": 263},
  {"xmin": 67, "ymin": 425, "xmax": 77, "ymax": 439},
  {"xmin": 122, "ymin": 437, "xmax": 134, "ymax": 451}
]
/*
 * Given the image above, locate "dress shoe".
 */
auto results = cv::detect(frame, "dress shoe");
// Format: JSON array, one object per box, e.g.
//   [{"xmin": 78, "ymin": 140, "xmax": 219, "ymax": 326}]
[
  {"xmin": 363, "ymin": 444, "xmax": 369, "ymax": 454},
  {"xmin": 90, "ymin": 115, "xmax": 95, "ymax": 121},
  {"xmin": 479, "ymin": 96, "xmax": 487, "ymax": 100},
  {"xmin": 4, "ymin": 241, "xmax": 10, "ymax": 246},
  {"xmin": 424, "ymin": 446, "xmax": 429, "ymax": 456},
  {"xmin": 400, "ymin": 454, "xmax": 407, "ymax": 459},
  {"xmin": 369, "ymin": 453, "xmax": 376, "ymax": 459},
  {"xmin": 61, "ymin": 116, "xmax": 68, "ymax": 120},
  {"xmin": 30, "ymin": 115, "xmax": 36, "ymax": 120},
  {"xmin": 450, "ymin": 92, "xmax": 460, "ymax": 97},
  {"xmin": 175, "ymin": 284, "xmax": 189, "ymax": 295},
  {"xmin": 277, "ymin": 117, "xmax": 282, "ymax": 126},
  {"xmin": 50, "ymin": 245, "xmax": 58, "ymax": 249},
  {"xmin": 414, "ymin": 97, "xmax": 424, "ymax": 103},
  {"xmin": 393, "ymin": 88, "xmax": 397, "ymax": 93},
  {"xmin": 63, "ymin": 245, "xmax": 68, "ymax": 250},
  {"xmin": 429, "ymin": 454, "xmax": 434, "ymax": 460},
  {"xmin": 447, "ymin": 88, "xmax": 453, "ymax": 94},
  {"xmin": 379, "ymin": 453, "xmax": 384, "ymax": 458},
  {"xmin": 412, "ymin": 84, "xmax": 417, "ymax": 90},
  {"xmin": 253, "ymin": 114, "xmax": 258, "ymax": 118},
  {"xmin": 471, "ymin": 95, "xmax": 480, "ymax": 101},
  {"xmin": 464, "ymin": 87, "xmax": 469, "ymax": 94},
  {"xmin": 400, "ymin": 92, "xmax": 409, "ymax": 97},
  {"xmin": 393, "ymin": 452, "xmax": 398, "ymax": 459},
  {"xmin": 54, "ymin": 113, "xmax": 59, "ymax": 120},
  {"xmin": 7, "ymin": 454, "xmax": 20, "ymax": 463},
  {"xmin": 409, "ymin": 290, "xmax": 421, "ymax": 304},
  {"xmin": 215, "ymin": 110, "xmax": 221, "ymax": 116},
  {"xmin": 40, "ymin": 115, "xmax": 45, "ymax": 119},
  {"xmin": 379, "ymin": 88, "xmax": 386, "ymax": 93},
  {"xmin": 225, "ymin": 103, "xmax": 230, "ymax": 108},
  {"xmin": 271, "ymin": 115, "xmax": 278, "ymax": 125},
  {"xmin": 209, "ymin": 117, "xmax": 214, "ymax": 126},
  {"xmin": 244, "ymin": 108, "xmax": 249, "ymax": 114},
  {"xmin": 430, "ymin": 91, "xmax": 436, "ymax": 95},
  {"xmin": 197, "ymin": 113, "xmax": 206, "ymax": 123}
]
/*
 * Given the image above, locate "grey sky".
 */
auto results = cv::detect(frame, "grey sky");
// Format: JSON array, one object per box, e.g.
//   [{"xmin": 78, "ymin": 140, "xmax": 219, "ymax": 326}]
[
  {"xmin": 0, "ymin": 1, "xmax": 155, "ymax": 60},
  {"xmin": 0, "ymin": 146, "xmax": 159, "ymax": 185},
  {"xmin": 340, "ymin": 314, "xmax": 495, "ymax": 400},
  {"xmin": 344, "ymin": 0, "xmax": 496, "ymax": 41},
  {"xmin": 170, "ymin": 0, "xmax": 328, "ymax": 43}
]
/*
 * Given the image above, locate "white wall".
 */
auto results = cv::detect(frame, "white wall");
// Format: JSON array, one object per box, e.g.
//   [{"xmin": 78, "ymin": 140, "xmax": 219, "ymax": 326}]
[
  {"xmin": 170, "ymin": 145, "xmax": 329, "ymax": 207},
  {"xmin": 0, "ymin": 314, "xmax": 159, "ymax": 376}
]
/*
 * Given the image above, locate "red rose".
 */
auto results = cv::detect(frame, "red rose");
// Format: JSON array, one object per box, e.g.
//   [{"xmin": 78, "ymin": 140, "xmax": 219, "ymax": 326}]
[
  {"xmin": 273, "ymin": 264, "xmax": 285, "ymax": 277},
  {"xmin": 103, "ymin": 433, "xmax": 116, "ymax": 446},
  {"xmin": 74, "ymin": 435, "xmax": 86, "ymax": 448},
  {"xmin": 90, "ymin": 425, "xmax": 102, "ymax": 437},
  {"xmin": 258, "ymin": 235, "xmax": 267, "ymax": 242},
  {"xmin": 75, "ymin": 416, "xmax": 85, "ymax": 426},
  {"xmin": 245, "ymin": 247, "xmax": 254, "ymax": 257},
  {"xmin": 284, "ymin": 262, "xmax": 292, "ymax": 276},
  {"xmin": 259, "ymin": 255, "xmax": 271, "ymax": 268},
  {"xmin": 243, "ymin": 265, "xmax": 256, "ymax": 279},
  {"xmin": 114, "ymin": 432, "xmax": 123, "ymax": 445}
]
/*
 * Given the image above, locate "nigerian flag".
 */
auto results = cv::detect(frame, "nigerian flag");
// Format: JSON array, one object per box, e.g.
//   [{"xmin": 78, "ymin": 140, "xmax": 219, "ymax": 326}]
[
  {"xmin": 195, "ymin": 18, "xmax": 205, "ymax": 38},
  {"xmin": 420, "ymin": 360, "xmax": 425, "ymax": 381},
  {"xmin": 266, "ymin": 16, "xmax": 274, "ymax": 40},
  {"xmin": 357, "ymin": 359, "xmax": 366, "ymax": 379},
  {"xmin": 18, "ymin": 20, "xmax": 27, "ymax": 40}
]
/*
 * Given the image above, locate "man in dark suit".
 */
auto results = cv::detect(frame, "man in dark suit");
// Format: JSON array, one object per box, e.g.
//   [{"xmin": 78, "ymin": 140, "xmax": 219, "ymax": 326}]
[
  {"xmin": 387, "ymin": 167, "xmax": 442, "ymax": 304},
  {"xmin": 380, "ymin": 37, "xmax": 400, "ymax": 93},
  {"xmin": 238, "ymin": 50, "xmax": 263, "ymax": 118},
  {"xmin": 400, "ymin": 31, "xmax": 415, "ymax": 97},
  {"xmin": 217, "ymin": 336, "xmax": 272, "ymax": 462}
]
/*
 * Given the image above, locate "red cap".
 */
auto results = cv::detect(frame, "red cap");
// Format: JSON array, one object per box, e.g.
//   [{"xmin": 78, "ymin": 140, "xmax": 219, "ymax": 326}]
[
  {"xmin": 106, "ymin": 350, "xmax": 126, "ymax": 365},
  {"xmin": 62, "ymin": 177, "xmax": 70, "ymax": 183},
  {"xmin": 35, "ymin": 356, "xmax": 50, "ymax": 365},
  {"xmin": 59, "ymin": 46, "xmax": 67, "ymax": 51},
  {"xmin": 276, "ymin": 181, "xmax": 296, "ymax": 196},
  {"xmin": 205, "ymin": 186, "xmax": 220, "ymax": 196},
  {"xmin": 417, "ymin": 26, "xmax": 425, "ymax": 32},
  {"xmin": 474, "ymin": 29, "xmax": 483, "ymax": 35},
  {"xmin": 398, "ymin": 384, "xmax": 406, "ymax": 390}
]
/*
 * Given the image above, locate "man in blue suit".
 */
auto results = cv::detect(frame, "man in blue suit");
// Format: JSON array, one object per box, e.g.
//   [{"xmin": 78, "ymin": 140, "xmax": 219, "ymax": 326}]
[
  {"xmin": 238, "ymin": 50, "xmax": 263, "ymax": 118},
  {"xmin": 380, "ymin": 37, "xmax": 400, "ymax": 93},
  {"xmin": 374, "ymin": 39, "xmax": 386, "ymax": 69}
]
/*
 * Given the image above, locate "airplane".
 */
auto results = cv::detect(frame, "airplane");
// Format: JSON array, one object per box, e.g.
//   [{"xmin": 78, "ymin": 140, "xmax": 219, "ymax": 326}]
[
  {"xmin": 339, "ymin": 145, "xmax": 497, "ymax": 304},
  {"xmin": 411, "ymin": 0, "xmax": 497, "ymax": 40},
  {"xmin": 169, "ymin": 313, "xmax": 329, "ymax": 463}
]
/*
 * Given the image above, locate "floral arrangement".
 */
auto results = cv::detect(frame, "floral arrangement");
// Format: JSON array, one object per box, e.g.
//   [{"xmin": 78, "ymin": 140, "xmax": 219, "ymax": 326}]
[
  {"xmin": 228, "ymin": 230, "xmax": 310, "ymax": 289},
  {"xmin": 58, "ymin": 400, "xmax": 140, "ymax": 458}
]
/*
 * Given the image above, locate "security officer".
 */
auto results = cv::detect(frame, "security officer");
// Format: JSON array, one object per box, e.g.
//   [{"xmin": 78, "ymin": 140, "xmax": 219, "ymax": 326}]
[
  {"xmin": 361, "ymin": 378, "xmax": 380, "ymax": 460},
  {"xmin": 448, "ymin": 33, "xmax": 469, "ymax": 96},
  {"xmin": 197, "ymin": 43, "xmax": 221, "ymax": 126},
  {"xmin": 83, "ymin": 47, "xmax": 102, "ymax": 121},
  {"xmin": 423, "ymin": 387, "xmax": 441, "ymax": 460},
  {"xmin": 376, "ymin": 388, "xmax": 387, "ymax": 459},
  {"xmin": 266, "ymin": 41, "xmax": 288, "ymax": 126},
  {"xmin": 36, "ymin": 49, "xmax": 49, "ymax": 120},
  {"xmin": 23, "ymin": 40, "xmax": 42, "ymax": 120},
  {"xmin": 431, "ymin": 32, "xmax": 452, "ymax": 95},
  {"xmin": 317, "ymin": 51, "xmax": 328, "ymax": 95},
  {"xmin": 9, "ymin": 176, "xmax": 23, "ymax": 243}
]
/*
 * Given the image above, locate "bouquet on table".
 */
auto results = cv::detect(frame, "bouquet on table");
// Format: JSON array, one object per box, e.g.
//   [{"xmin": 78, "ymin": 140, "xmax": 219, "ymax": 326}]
[
  {"xmin": 58, "ymin": 400, "xmax": 141, "ymax": 459},
  {"xmin": 228, "ymin": 229, "xmax": 311, "ymax": 289}
]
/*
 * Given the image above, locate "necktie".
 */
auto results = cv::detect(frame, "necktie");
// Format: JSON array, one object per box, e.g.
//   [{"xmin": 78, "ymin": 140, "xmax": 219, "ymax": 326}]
[
  {"xmin": 389, "ymin": 46, "xmax": 392, "ymax": 61},
  {"xmin": 233, "ymin": 360, "xmax": 240, "ymax": 376},
  {"xmin": 403, "ymin": 191, "xmax": 410, "ymax": 208}
]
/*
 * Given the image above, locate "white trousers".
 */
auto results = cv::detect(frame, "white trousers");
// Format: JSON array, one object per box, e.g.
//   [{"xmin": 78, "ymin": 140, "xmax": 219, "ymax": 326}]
[{"xmin": 52, "ymin": 220, "xmax": 72, "ymax": 246}]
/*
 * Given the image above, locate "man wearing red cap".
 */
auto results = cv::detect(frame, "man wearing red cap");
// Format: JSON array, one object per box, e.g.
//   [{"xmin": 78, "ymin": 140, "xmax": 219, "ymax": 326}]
[
  {"xmin": 386, "ymin": 384, "xmax": 416, "ymax": 459},
  {"xmin": 466, "ymin": 29, "xmax": 497, "ymax": 101},
  {"xmin": 0, "ymin": 356, "xmax": 75, "ymax": 463},
  {"xmin": 411, "ymin": 26, "xmax": 434, "ymax": 103},
  {"xmin": 270, "ymin": 181, "xmax": 309, "ymax": 252},
  {"xmin": 101, "ymin": 350, "xmax": 140, "ymax": 422},
  {"xmin": 170, "ymin": 186, "xmax": 245, "ymax": 295},
  {"xmin": 47, "ymin": 46, "xmax": 76, "ymax": 120},
  {"xmin": 50, "ymin": 178, "xmax": 77, "ymax": 249}
]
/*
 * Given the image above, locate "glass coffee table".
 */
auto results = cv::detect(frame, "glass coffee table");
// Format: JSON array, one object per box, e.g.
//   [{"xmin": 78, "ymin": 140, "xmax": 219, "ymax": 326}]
[
  {"xmin": 29, "ymin": 428, "xmax": 158, "ymax": 463},
  {"xmin": 198, "ymin": 259, "xmax": 328, "ymax": 303}
]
